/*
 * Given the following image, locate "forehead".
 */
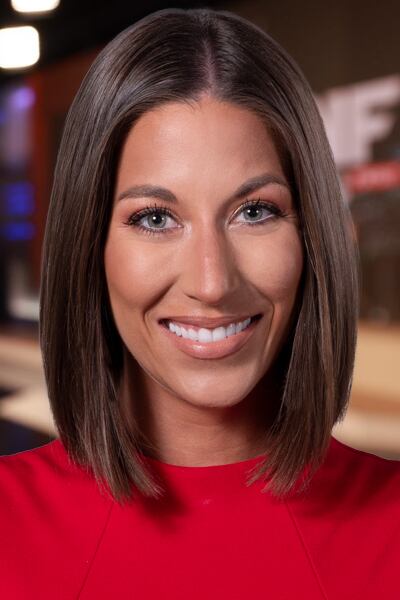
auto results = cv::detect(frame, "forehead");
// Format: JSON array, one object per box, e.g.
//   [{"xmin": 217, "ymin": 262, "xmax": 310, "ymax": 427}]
[
  {"xmin": 123, "ymin": 97, "xmax": 281, "ymax": 162},
  {"xmin": 130, "ymin": 97, "xmax": 270, "ymax": 141},
  {"xmin": 114, "ymin": 96, "xmax": 287, "ymax": 202}
]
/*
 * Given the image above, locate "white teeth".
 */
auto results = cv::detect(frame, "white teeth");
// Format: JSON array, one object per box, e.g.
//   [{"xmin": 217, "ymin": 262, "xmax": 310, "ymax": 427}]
[
  {"xmin": 187, "ymin": 328, "xmax": 198, "ymax": 341},
  {"xmin": 167, "ymin": 317, "xmax": 252, "ymax": 343},
  {"xmin": 198, "ymin": 328, "xmax": 212, "ymax": 343},
  {"xmin": 212, "ymin": 327, "xmax": 226, "ymax": 342},
  {"xmin": 226, "ymin": 323, "xmax": 236, "ymax": 337}
]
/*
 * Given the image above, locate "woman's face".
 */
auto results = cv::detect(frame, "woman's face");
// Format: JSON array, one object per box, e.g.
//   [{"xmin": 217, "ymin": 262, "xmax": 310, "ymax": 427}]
[{"xmin": 104, "ymin": 95, "xmax": 303, "ymax": 418}]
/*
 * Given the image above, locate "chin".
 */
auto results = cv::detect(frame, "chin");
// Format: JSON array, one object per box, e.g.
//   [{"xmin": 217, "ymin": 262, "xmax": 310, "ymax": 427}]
[{"xmin": 170, "ymin": 378, "xmax": 259, "ymax": 410}]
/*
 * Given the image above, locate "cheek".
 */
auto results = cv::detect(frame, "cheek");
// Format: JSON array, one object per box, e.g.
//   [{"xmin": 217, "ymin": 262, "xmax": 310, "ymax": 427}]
[
  {"xmin": 242, "ymin": 229, "xmax": 304, "ymax": 305},
  {"xmin": 104, "ymin": 230, "xmax": 168, "ymax": 308},
  {"xmin": 104, "ymin": 221, "xmax": 303, "ymax": 313}
]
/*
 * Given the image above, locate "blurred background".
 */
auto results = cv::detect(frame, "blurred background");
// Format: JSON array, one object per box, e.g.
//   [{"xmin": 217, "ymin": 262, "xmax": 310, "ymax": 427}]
[{"xmin": 0, "ymin": 0, "xmax": 399, "ymax": 458}]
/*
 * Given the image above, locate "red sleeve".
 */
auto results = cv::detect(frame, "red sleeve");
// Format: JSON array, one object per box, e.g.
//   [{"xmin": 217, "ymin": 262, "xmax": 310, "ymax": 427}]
[
  {"xmin": 288, "ymin": 437, "xmax": 400, "ymax": 599},
  {"xmin": 0, "ymin": 440, "xmax": 112, "ymax": 599}
]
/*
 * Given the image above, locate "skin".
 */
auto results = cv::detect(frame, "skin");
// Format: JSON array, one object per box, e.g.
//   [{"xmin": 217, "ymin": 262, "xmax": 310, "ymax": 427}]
[{"xmin": 104, "ymin": 95, "xmax": 304, "ymax": 466}]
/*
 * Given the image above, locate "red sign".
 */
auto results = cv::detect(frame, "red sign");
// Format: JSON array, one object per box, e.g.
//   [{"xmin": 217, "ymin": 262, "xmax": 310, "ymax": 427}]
[{"xmin": 343, "ymin": 161, "xmax": 400, "ymax": 194}]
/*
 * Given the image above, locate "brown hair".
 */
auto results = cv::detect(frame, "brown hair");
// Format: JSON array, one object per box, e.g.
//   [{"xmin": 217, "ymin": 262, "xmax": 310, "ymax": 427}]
[{"xmin": 39, "ymin": 7, "xmax": 359, "ymax": 503}]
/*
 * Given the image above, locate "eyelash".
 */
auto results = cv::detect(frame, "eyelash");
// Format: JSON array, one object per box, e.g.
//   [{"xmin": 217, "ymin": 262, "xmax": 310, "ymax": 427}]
[{"xmin": 123, "ymin": 198, "xmax": 288, "ymax": 237}]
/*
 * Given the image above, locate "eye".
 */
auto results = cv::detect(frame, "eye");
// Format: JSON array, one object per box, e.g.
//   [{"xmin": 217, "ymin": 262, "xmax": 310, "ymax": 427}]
[
  {"xmin": 233, "ymin": 198, "xmax": 285, "ymax": 226},
  {"xmin": 124, "ymin": 204, "xmax": 177, "ymax": 236},
  {"xmin": 124, "ymin": 198, "xmax": 287, "ymax": 236}
]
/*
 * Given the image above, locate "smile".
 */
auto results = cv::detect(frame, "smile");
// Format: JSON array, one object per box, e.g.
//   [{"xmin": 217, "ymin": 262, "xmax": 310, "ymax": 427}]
[
  {"xmin": 159, "ymin": 314, "xmax": 263, "ymax": 360},
  {"xmin": 165, "ymin": 315, "xmax": 258, "ymax": 343}
]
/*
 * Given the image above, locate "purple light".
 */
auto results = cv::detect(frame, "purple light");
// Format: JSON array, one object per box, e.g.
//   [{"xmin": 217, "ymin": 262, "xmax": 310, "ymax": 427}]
[
  {"xmin": 10, "ymin": 87, "xmax": 35, "ymax": 111},
  {"xmin": 0, "ymin": 222, "xmax": 36, "ymax": 241},
  {"xmin": 2, "ymin": 182, "xmax": 34, "ymax": 216}
]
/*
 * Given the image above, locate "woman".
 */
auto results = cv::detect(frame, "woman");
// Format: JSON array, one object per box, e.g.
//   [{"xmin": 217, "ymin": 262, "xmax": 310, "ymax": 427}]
[{"xmin": 0, "ymin": 7, "xmax": 398, "ymax": 599}]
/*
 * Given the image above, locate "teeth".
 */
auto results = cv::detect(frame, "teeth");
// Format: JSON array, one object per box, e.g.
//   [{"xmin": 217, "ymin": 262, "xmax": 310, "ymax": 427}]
[
  {"xmin": 167, "ymin": 317, "xmax": 252, "ymax": 343},
  {"xmin": 198, "ymin": 328, "xmax": 212, "ymax": 343}
]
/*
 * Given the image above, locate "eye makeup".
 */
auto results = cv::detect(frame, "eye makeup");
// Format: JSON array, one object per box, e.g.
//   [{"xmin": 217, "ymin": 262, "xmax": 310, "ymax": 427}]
[{"xmin": 123, "ymin": 197, "xmax": 289, "ymax": 237}]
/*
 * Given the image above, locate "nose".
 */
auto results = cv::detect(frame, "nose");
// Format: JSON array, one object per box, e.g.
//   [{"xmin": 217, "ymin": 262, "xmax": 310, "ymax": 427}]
[{"xmin": 180, "ymin": 225, "xmax": 241, "ymax": 306}]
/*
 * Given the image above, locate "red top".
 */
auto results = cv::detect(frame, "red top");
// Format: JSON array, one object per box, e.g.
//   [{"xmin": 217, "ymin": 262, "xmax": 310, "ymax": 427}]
[{"xmin": 0, "ymin": 436, "xmax": 399, "ymax": 599}]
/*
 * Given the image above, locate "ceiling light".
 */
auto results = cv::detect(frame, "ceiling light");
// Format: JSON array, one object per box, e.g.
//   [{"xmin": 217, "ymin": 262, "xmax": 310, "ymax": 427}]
[
  {"xmin": 11, "ymin": 0, "xmax": 60, "ymax": 13},
  {"xmin": 0, "ymin": 26, "xmax": 40, "ymax": 69}
]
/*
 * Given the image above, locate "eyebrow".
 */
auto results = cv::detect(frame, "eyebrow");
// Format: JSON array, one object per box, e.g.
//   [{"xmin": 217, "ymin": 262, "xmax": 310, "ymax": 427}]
[{"xmin": 117, "ymin": 172, "xmax": 290, "ymax": 205}]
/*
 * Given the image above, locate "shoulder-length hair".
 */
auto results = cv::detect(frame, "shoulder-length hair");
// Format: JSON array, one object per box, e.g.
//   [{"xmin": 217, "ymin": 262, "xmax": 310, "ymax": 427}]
[{"xmin": 39, "ymin": 7, "xmax": 359, "ymax": 503}]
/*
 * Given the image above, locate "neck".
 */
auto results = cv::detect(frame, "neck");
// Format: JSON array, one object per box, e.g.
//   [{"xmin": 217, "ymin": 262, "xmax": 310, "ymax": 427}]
[{"xmin": 120, "ymin": 350, "xmax": 282, "ymax": 467}]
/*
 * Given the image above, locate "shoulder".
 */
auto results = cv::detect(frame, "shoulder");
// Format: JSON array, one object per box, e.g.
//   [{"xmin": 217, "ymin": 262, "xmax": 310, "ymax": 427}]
[
  {"xmin": 0, "ymin": 438, "xmax": 113, "ymax": 522},
  {"xmin": 326, "ymin": 435, "xmax": 400, "ymax": 500},
  {"xmin": 0, "ymin": 438, "xmax": 107, "ymax": 501},
  {"xmin": 0, "ymin": 440, "xmax": 113, "ymax": 598},
  {"xmin": 287, "ymin": 436, "xmax": 400, "ymax": 598},
  {"xmin": 0, "ymin": 438, "xmax": 77, "ymax": 480},
  {"xmin": 293, "ymin": 434, "xmax": 400, "ymax": 515}
]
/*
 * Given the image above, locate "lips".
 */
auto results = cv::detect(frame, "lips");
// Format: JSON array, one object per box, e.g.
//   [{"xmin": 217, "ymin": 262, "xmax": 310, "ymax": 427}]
[
  {"xmin": 159, "ymin": 313, "xmax": 262, "ymax": 359},
  {"xmin": 159, "ymin": 313, "xmax": 262, "ymax": 329}
]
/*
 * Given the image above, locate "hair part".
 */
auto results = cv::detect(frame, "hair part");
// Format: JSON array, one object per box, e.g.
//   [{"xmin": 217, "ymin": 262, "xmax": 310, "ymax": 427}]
[{"xmin": 39, "ymin": 7, "xmax": 359, "ymax": 504}]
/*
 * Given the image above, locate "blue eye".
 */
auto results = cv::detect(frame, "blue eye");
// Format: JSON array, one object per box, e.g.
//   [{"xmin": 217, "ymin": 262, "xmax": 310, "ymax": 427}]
[
  {"xmin": 236, "ymin": 198, "xmax": 284, "ymax": 224},
  {"xmin": 125, "ymin": 204, "xmax": 176, "ymax": 236},
  {"xmin": 124, "ymin": 198, "xmax": 285, "ymax": 236},
  {"xmin": 138, "ymin": 209, "xmax": 173, "ymax": 230}
]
